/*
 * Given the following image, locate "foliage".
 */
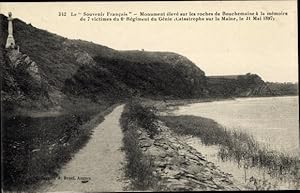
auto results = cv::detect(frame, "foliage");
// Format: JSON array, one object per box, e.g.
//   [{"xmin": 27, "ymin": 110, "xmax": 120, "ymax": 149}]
[
  {"xmin": 92, "ymin": 55, "xmax": 207, "ymax": 99},
  {"xmin": 123, "ymin": 102, "xmax": 159, "ymax": 138},
  {"xmin": 207, "ymin": 73, "xmax": 298, "ymax": 97},
  {"xmin": 266, "ymin": 82, "xmax": 298, "ymax": 96},
  {"xmin": 237, "ymin": 73, "xmax": 264, "ymax": 89},
  {"xmin": 207, "ymin": 73, "xmax": 269, "ymax": 97},
  {"xmin": 2, "ymin": 104, "xmax": 112, "ymax": 191},
  {"xmin": 120, "ymin": 103, "xmax": 159, "ymax": 190},
  {"xmin": 1, "ymin": 14, "xmax": 208, "ymax": 105},
  {"xmin": 160, "ymin": 115, "xmax": 300, "ymax": 183}
]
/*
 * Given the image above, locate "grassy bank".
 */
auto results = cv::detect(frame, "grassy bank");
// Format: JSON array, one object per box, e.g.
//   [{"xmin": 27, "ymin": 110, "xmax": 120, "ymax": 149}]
[
  {"xmin": 140, "ymin": 97, "xmax": 234, "ymax": 113},
  {"xmin": 2, "ymin": 103, "xmax": 117, "ymax": 191},
  {"xmin": 120, "ymin": 102, "xmax": 160, "ymax": 190},
  {"xmin": 160, "ymin": 115, "xmax": 300, "ymax": 184}
]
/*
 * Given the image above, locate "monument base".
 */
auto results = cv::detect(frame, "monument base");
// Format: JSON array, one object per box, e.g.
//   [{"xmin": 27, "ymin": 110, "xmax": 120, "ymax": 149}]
[{"xmin": 5, "ymin": 35, "xmax": 15, "ymax": 49}]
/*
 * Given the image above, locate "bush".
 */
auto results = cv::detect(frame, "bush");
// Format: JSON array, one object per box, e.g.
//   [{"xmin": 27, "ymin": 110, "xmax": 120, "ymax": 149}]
[
  {"xmin": 2, "ymin": 103, "xmax": 112, "ymax": 191},
  {"xmin": 124, "ymin": 102, "xmax": 158, "ymax": 138},
  {"xmin": 160, "ymin": 115, "xmax": 300, "ymax": 183},
  {"xmin": 120, "ymin": 103, "xmax": 159, "ymax": 190}
]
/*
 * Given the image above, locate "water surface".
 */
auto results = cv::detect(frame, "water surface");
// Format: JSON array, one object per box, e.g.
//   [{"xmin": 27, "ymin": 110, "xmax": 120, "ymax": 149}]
[
  {"xmin": 182, "ymin": 136, "xmax": 299, "ymax": 190},
  {"xmin": 173, "ymin": 96, "xmax": 299, "ymax": 155}
]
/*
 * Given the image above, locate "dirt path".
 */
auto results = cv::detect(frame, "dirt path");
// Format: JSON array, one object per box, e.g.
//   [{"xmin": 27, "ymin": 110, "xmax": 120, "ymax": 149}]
[{"xmin": 42, "ymin": 105, "xmax": 127, "ymax": 192}]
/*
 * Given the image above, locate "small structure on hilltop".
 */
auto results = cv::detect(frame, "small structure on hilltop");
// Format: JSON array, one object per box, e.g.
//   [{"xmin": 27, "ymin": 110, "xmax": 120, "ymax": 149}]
[{"xmin": 5, "ymin": 12, "xmax": 17, "ymax": 49}]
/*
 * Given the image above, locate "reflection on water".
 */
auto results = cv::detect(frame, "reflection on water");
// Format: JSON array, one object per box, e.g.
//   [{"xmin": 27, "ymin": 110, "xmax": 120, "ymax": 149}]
[
  {"xmin": 183, "ymin": 136, "xmax": 300, "ymax": 190},
  {"xmin": 173, "ymin": 96, "xmax": 299, "ymax": 155}
]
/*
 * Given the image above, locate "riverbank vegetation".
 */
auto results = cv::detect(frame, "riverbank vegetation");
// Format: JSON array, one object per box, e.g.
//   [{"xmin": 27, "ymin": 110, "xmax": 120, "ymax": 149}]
[
  {"xmin": 2, "ymin": 102, "xmax": 115, "ymax": 191},
  {"xmin": 160, "ymin": 115, "xmax": 300, "ymax": 186},
  {"xmin": 120, "ymin": 102, "xmax": 160, "ymax": 190},
  {"xmin": 266, "ymin": 82, "xmax": 298, "ymax": 96}
]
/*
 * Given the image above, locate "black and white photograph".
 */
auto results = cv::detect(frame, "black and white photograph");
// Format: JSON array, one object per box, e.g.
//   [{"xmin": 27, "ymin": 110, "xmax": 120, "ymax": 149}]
[{"xmin": 0, "ymin": 1, "xmax": 299, "ymax": 192}]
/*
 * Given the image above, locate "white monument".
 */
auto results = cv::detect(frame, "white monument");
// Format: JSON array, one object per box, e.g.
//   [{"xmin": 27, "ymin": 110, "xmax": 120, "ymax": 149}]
[{"xmin": 5, "ymin": 12, "xmax": 16, "ymax": 49}]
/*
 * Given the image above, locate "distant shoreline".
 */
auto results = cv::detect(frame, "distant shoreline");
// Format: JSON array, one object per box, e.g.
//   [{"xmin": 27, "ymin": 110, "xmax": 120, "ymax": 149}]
[{"xmin": 150, "ymin": 94, "xmax": 298, "ymax": 110}]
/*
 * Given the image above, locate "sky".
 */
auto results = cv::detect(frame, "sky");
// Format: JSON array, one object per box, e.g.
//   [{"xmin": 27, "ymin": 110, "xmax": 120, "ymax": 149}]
[{"xmin": 0, "ymin": 1, "xmax": 298, "ymax": 82}]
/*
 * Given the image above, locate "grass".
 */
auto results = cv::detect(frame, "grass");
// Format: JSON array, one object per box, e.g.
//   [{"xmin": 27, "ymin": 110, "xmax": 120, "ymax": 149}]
[
  {"xmin": 160, "ymin": 115, "xmax": 300, "ymax": 183},
  {"xmin": 120, "ymin": 102, "xmax": 160, "ymax": 190},
  {"xmin": 2, "ymin": 102, "xmax": 116, "ymax": 191},
  {"xmin": 139, "ymin": 97, "xmax": 235, "ymax": 115}
]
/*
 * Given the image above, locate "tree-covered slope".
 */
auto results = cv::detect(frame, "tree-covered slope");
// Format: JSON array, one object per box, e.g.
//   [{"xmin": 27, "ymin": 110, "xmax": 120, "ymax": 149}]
[{"xmin": 0, "ymin": 14, "xmax": 208, "ymax": 111}]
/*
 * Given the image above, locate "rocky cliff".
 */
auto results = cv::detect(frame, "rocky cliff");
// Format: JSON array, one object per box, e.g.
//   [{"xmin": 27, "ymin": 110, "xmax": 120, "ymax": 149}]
[
  {"xmin": 1, "ymin": 47, "xmax": 52, "ymax": 112},
  {"xmin": 207, "ymin": 73, "xmax": 275, "ymax": 97},
  {"xmin": 0, "ymin": 14, "xmax": 208, "ymax": 112},
  {"xmin": 0, "ymin": 14, "xmax": 297, "ymax": 113}
]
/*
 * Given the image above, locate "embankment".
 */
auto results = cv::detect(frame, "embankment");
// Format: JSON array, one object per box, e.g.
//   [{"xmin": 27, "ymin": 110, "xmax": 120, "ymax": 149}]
[
  {"xmin": 120, "ymin": 102, "xmax": 240, "ymax": 191},
  {"xmin": 160, "ymin": 115, "xmax": 300, "ymax": 190}
]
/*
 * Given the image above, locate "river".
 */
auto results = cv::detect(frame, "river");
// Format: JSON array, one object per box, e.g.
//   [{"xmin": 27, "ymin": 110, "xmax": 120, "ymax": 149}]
[
  {"xmin": 172, "ymin": 96, "xmax": 299, "ymax": 155},
  {"xmin": 169, "ymin": 96, "xmax": 299, "ymax": 189}
]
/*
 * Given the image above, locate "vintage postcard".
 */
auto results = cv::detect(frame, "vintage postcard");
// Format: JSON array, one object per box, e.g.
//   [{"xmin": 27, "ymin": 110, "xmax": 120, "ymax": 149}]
[{"xmin": 0, "ymin": 0, "xmax": 298, "ymax": 192}]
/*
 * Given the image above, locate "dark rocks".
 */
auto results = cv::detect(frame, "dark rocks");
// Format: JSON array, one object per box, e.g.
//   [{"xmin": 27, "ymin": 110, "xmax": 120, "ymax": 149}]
[
  {"xmin": 136, "ymin": 121, "xmax": 240, "ymax": 191},
  {"xmin": 139, "ymin": 139, "xmax": 153, "ymax": 148},
  {"xmin": 6, "ymin": 49, "xmax": 42, "ymax": 86},
  {"xmin": 74, "ymin": 51, "xmax": 96, "ymax": 66}
]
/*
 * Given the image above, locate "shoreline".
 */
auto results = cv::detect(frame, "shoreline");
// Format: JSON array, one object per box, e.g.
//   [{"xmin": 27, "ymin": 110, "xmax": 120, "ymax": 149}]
[
  {"xmin": 145, "ymin": 95, "xmax": 298, "ymax": 115},
  {"xmin": 121, "ymin": 101, "xmax": 298, "ymax": 190},
  {"xmin": 3, "ymin": 96, "xmax": 298, "ymax": 191},
  {"xmin": 156, "ymin": 96, "xmax": 299, "ymax": 190},
  {"xmin": 164, "ymin": 94, "xmax": 298, "ymax": 106},
  {"xmin": 120, "ymin": 102, "xmax": 241, "ymax": 191},
  {"xmin": 159, "ymin": 114, "xmax": 300, "ymax": 190}
]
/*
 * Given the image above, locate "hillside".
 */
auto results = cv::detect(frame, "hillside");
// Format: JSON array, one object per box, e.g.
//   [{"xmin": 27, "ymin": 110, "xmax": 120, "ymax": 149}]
[
  {"xmin": 1, "ymin": 14, "xmax": 297, "ymax": 113},
  {"xmin": 207, "ymin": 74, "xmax": 298, "ymax": 97},
  {"xmin": 0, "ymin": 14, "xmax": 208, "ymax": 112},
  {"xmin": 207, "ymin": 73, "xmax": 274, "ymax": 97},
  {"xmin": 265, "ymin": 82, "xmax": 298, "ymax": 96}
]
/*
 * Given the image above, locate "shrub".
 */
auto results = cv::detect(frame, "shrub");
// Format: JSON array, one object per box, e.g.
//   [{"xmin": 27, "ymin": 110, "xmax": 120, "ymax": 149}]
[
  {"xmin": 2, "ymin": 103, "xmax": 112, "ymax": 191},
  {"xmin": 125, "ymin": 102, "xmax": 159, "ymax": 138},
  {"xmin": 160, "ymin": 115, "xmax": 300, "ymax": 184},
  {"xmin": 120, "ymin": 103, "xmax": 159, "ymax": 190}
]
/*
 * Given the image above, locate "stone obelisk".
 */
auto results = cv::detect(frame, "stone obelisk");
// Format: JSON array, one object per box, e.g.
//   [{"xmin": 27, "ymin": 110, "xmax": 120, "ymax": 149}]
[{"xmin": 5, "ymin": 12, "xmax": 16, "ymax": 49}]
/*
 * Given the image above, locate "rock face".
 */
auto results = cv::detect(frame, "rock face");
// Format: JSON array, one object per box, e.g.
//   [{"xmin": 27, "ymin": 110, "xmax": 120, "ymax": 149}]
[
  {"xmin": 1, "ymin": 48, "xmax": 52, "ymax": 111},
  {"xmin": 207, "ymin": 73, "xmax": 274, "ymax": 97},
  {"xmin": 74, "ymin": 51, "xmax": 96, "ymax": 66},
  {"xmin": 136, "ymin": 121, "xmax": 240, "ymax": 191},
  {"xmin": 0, "ymin": 13, "xmax": 209, "ymax": 108},
  {"xmin": 6, "ymin": 49, "xmax": 42, "ymax": 84},
  {"xmin": 63, "ymin": 40, "xmax": 97, "ymax": 67},
  {"xmin": 238, "ymin": 84, "xmax": 274, "ymax": 97}
]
